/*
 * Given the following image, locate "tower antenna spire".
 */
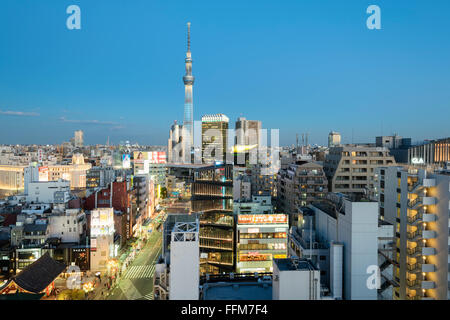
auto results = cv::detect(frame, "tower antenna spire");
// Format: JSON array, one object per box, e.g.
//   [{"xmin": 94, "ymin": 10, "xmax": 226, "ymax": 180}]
[{"xmin": 187, "ymin": 22, "xmax": 191, "ymax": 52}]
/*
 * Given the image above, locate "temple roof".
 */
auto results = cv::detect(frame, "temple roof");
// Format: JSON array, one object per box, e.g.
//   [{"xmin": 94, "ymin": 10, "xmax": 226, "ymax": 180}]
[{"xmin": 12, "ymin": 252, "xmax": 65, "ymax": 293}]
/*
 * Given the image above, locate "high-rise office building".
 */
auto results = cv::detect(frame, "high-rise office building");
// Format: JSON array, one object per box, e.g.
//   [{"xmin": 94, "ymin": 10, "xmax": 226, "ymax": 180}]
[
  {"xmin": 74, "ymin": 130, "xmax": 84, "ymax": 148},
  {"xmin": 191, "ymin": 163, "xmax": 234, "ymax": 274},
  {"xmin": 407, "ymin": 137, "xmax": 450, "ymax": 166},
  {"xmin": 328, "ymin": 132, "xmax": 341, "ymax": 148},
  {"xmin": 235, "ymin": 117, "xmax": 262, "ymax": 147},
  {"xmin": 376, "ymin": 135, "xmax": 411, "ymax": 164},
  {"xmin": 201, "ymin": 114, "xmax": 229, "ymax": 164},
  {"xmin": 234, "ymin": 117, "xmax": 262, "ymax": 165},
  {"xmin": 375, "ymin": 165, "xmax": 450, "ymax": 300}
]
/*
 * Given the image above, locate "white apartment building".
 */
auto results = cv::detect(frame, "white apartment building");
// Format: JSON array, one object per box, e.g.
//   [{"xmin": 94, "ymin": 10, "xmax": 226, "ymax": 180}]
[
  {"xmin": 305, "ymin": 194, "xmax": 384, "ymax": 300},
  {"xmin": 26, "ymin": 179, "xmax": 70, "ymax": 204},
  {"xmin": 48, "ymin": 209, "xmax": 86, "ymax": 243},
  {"xmin": 375, "ymin": 165, "xmax": 450, "ymax": 300}
]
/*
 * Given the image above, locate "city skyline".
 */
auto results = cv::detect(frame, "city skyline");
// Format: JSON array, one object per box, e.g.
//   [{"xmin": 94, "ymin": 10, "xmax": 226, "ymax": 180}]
[
  {"xmin": 1, "ymin": 1, "xmax": 450, "ymax": 304},
  {"xmin": 0, "ymin": 0, "xmax": 449, "ymax": 146}
]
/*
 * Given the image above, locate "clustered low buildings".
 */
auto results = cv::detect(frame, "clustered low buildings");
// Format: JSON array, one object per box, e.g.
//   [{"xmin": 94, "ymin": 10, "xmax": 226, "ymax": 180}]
[
  {"xmin": 158, "ymin": 127, "xmax": 450, "ymax": 300},
  {"xmin": 0, "ymin": 132, "xmax": 169, "ymax": 298},
  {"xmin": 1, "ymin": 128, "xmax": 450, "ymax": 300}
]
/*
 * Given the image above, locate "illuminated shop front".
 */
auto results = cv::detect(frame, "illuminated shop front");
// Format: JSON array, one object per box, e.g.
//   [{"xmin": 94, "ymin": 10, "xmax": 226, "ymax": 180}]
[{"xmin": 236, "ymin": 214, "xmax": 289, "ymax": 273}]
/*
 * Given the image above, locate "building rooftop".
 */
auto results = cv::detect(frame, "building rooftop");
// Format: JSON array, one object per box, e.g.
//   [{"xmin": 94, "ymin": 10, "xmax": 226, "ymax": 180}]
[
  {"xmin": 23, "ymin": 223, "xmax": 48, "ymax": 233},
  {"xmin": 298, "ymin": 206, "xmax": 314, "ymax": 216},
  {"xmin": 378, "ymin": 219, "xmax": 392, "ymax": 226},
  {"xmin": 202, "ymin": 281, "xmax": 272, "ymax": 300},
  {"xmin": 4, "ymin": 252, "xmax": 66, "ymax": 294},
  {"xmin": 274, "ymin": 258, "xmax": 318, "ymax": 272},
  {"xmin": 311, "ymin": 201, "xmax": 339, "ymax": 219}
]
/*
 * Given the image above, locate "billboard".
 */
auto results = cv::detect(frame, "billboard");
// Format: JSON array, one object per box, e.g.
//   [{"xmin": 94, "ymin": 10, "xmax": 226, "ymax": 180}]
[
  {"xmin": 122, "ymin": 154, "xmax": 131, "ymax": 169},
  {"xmin": 133, "ymin": 151, "xmax": 148, "ymax": 163},
  {"xmin": 90, "ymin": 208, "xmax": 115, "ymax": 237},
  {"xmin": 148, "ymin": 151, "xmax": 167, "ymax": 164},
  {"xmin": 237, "ymin": 214, "xmax": 288, "ymax": 225},
  {"xmin": 133, "ymin": 151, "xmax": 166, "ymax": 164},
  {"xmin": 38, "ymin": 166, "xmax": 49, "ymax": 182}
]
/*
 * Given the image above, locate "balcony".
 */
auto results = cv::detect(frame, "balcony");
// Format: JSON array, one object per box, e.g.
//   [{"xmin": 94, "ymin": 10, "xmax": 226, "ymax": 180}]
[
  {"xmin": 423, "ymin": 213, "xmax": 436, "ymax": 222},
  {"xmin": 407, "ymin": 229, "xmax": 422, "ymax": 241},
  {"xmin": 422, "ymin": 230, "xmax": 437, "ymax": 239},
  {"xmin": 407, "ymin": 247, "xmax": 422, "ymax": 258},
  {"xmin": 408, "ymin": 198, "xmax": 422, "ymax": 209},
  {"xmin": 422, "ymin": 179, "xmax": 436, "ymax": 188},
  {"xmin": 407, "ymin": 213, "xmax": 422, "ymax": 225},
  {"xmin": 406, "ymin": 279, "xmax": 420, "ymax": 289},
  {"xmin": 421, "ymin": 281, "xmax": 436, "ymax": 290},
  {"xmin": 406, "ymin": 262, "xmax": 421, "ymax": 272},
  {"xmin": 408, "ymin": 196, "xmax": 436, "ymax": 209},
  {"xmin": 200, "ymin": 235, "xmax": 233, "ymax": 242},
  {"xmin": 199, "ymin": 243, "xmax": 233, "ymax": 251},
  {"xmin": 422, "ymin": 197, "xmax": 436, "ymax": 206},
  {"xmin": 422, "ymin": 247, "xmax": 436, "ymax": 256},
  {"xmin": 422, "ymin": 264, "xmax": 436, "ymax": 273},
  {"xmin": 408, "ymin": 181, "xmax": 420, "ymax": 193}
]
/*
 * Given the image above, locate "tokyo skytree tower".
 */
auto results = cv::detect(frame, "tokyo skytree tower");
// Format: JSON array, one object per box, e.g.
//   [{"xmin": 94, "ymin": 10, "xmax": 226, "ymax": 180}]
[{"xmin": 183, "ymin": 22, "xmax": 194, "ymax": 144}]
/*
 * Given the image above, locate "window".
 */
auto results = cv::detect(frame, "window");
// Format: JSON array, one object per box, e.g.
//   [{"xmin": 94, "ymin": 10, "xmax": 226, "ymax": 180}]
[{"xmin": 319, "ymin": 255, "xmax": 326, "ymax": 261}]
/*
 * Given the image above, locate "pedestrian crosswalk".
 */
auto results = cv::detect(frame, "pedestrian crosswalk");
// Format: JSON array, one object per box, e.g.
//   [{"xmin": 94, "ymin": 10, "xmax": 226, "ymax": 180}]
[
  {"xmin": 138, "ymin": 292, "xmax": 154, "ymax": 300},
  {"xmin": 123, "ymin": 265, "xmax": 155, "ymax": 279}
]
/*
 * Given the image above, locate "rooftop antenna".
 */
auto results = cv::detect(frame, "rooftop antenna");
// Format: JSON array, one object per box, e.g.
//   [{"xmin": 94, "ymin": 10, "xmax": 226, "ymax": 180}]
[{"xmin": 187, "ymin": 22, "xmax": 191, "ymax": 52}]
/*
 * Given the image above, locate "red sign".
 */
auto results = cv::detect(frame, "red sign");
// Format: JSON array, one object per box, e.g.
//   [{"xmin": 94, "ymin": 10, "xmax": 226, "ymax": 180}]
[
  {"xmin": 238, "ymin": 214, "xmax": 288, "ymax": 225},
  {"xmin": 149, "ymin": 152, "xmax": 167, "ymax": 164}
]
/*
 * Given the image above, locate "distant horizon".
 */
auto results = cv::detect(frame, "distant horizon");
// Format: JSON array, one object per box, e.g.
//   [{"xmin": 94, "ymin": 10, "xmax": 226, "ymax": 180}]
[
  {"xmin": 0, "ymin": 134, "xmax": 443, "ymax": 149},
  {"xmin": 1, "ymin": 1, "xmax": 449, "ymax": 146}
]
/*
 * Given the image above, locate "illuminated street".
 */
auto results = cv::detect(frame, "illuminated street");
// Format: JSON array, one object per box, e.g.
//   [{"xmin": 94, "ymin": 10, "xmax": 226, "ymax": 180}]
[{"xmin": 106, "ymin": 229, "xmax": 163, "ymax": 300}]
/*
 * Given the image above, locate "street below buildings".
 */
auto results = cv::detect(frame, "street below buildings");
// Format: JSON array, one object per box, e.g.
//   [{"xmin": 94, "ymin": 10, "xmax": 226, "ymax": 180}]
[{"xmin": 104, "ymin": 229, "xmax": 163, "ymax": 300}]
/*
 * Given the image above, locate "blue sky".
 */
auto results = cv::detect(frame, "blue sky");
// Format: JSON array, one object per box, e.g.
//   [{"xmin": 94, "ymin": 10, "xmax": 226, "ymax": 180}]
[{"xmin": 0, "ymin": 0, "xmax": 449, "ymax": 146}]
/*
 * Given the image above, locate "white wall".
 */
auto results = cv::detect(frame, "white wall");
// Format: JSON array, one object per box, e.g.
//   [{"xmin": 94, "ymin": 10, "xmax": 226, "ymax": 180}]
[
  {"xmin": 313, "ymin": 200, "xmax": 379, "ymax": 300},
  {"xmin": 48, "ymin": 209, "xmax": 84, "ymax": 243},
  {"xmin": 272, "ymin": 261, "xmax": 321, "ymax": 300},
  {"xmin": 170, "ymin": 234, "xmax": 199, "ymax": 300},
  {"xmin": 26, "ymin": 180, "xmax": 70, "ymax": 203}
]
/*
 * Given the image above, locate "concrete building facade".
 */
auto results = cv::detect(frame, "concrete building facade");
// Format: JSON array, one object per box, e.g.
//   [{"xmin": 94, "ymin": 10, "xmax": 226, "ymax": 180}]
[
  {"xmin": 375, "ymin": 165, "xmax": 450, "ymax": 300},
  {"xmin": 324, "ymin": 144, "xmax": 396, "ymax": 196}
]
